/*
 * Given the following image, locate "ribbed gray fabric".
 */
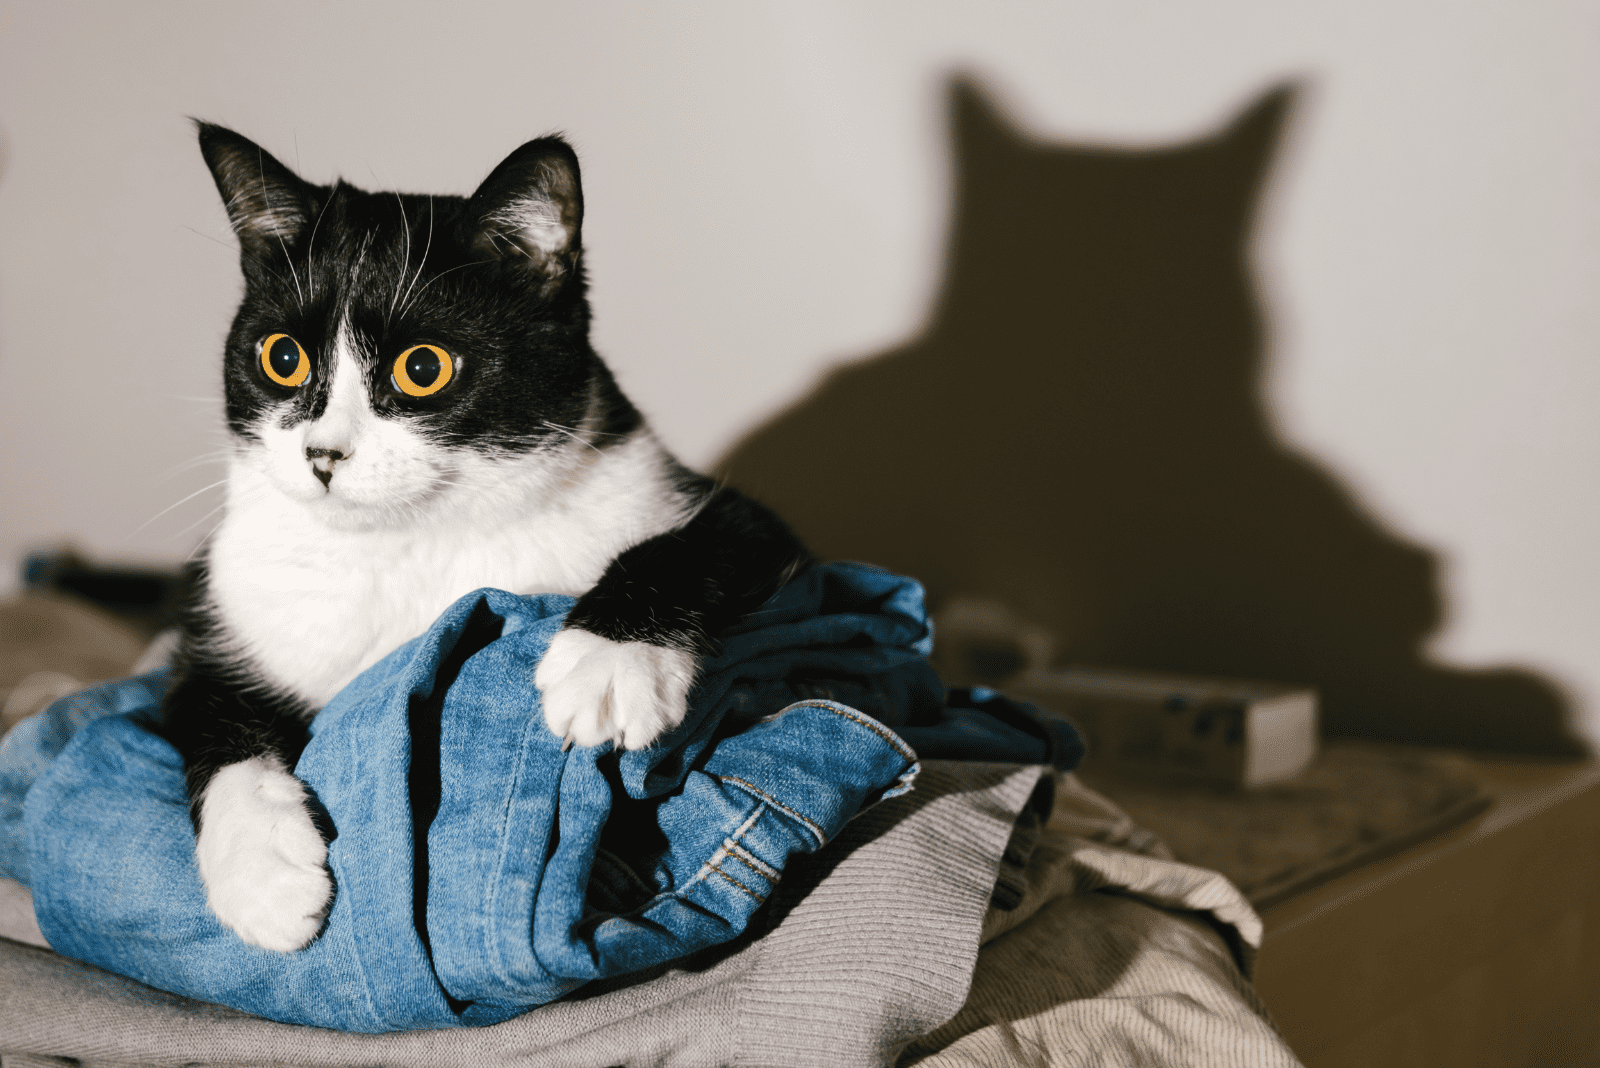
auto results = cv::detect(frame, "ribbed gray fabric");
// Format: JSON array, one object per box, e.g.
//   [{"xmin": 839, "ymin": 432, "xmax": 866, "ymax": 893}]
[
  {"xmin": 901, "ymin": 774, "xmax": 1304, "ymax": 1068},
  {"xmin": 736, "ymin": 762, "xmax": 1044, "ymax": 1065},
  {"xmin": 0, "ymin": 762, "xmax": 1045, "ymax": 1068}
]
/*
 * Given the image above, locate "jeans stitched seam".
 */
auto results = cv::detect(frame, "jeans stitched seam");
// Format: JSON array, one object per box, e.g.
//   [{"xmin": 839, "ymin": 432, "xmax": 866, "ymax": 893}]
[
  {"xmin": 484, "ymin": 701, "xmax": 545, "ymax": 986},
  {"xmin": 724, "ymin": 849, "xmax": 773, "ymax": 883},
  {"xmin": 726, "ymin": 841, "xmax": 779, "ymax": 881},
  {"xmin": 710, "ymin": 865, "xmax": 766, "ymax": 902},
  {"xmin": 787, "ymin": 699, "xmax": 918, "ymax": 761},
  {"xmin": 596, "ymin": 800, "xmax": 771, "ymax": 921},
  {"xmin": 714, "ymin": 775, "xmax": 826, "ymax": 846}
]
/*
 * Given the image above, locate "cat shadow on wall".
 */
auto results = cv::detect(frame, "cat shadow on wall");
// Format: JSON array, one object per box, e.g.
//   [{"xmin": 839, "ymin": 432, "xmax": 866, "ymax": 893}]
[{"xmin": 718, "ymin": 77, "xmax": 1582, "ymax": 756}]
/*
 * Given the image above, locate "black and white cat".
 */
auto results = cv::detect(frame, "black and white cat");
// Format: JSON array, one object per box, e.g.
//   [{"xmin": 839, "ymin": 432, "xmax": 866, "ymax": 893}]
[{"xmin": 162, "ymin": 124, "xmax": 810, "ymax": 952}]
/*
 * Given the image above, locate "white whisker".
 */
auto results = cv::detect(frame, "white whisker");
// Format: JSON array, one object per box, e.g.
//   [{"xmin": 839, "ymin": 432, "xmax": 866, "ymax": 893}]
[
  {"xmin": 388, "ymin": 191, "xmax": 411, "ymax": 321},
  {"xmin": 185, "ymin": 512, "xmax": 232, "ymax": 564},
  {"xmin": 157, "ymin": 449, "xmax": 232, "ymax": 479},
  {"xmin": 260, "ymin": 148, "xmax": 303, "ymax": 306},
  {"xmin": 304, "ymin": 194, "xmax": 332, "ymax": 302},
  {"xmin": 539, "ymin": 420, "xmax": 606, "ymax": 456},
  {"xmin": 397, "ymin": 196, "xmax": 434, "ymax": 317},
  {"xmin": 404, "ymin": 260, "xmax": 474, "ymax": 308},
  {"xmin": 349, "ymin": 231, "xmax": 372, "ymax": 291},
  {"xmin": 186, "ymin": 225, "xmax": 299, "ymax": 291},
  {"xmin": 127, "ymin": 478, "xmax": 230, "ymax": 539},
  {"xmin": 184, "ymin": 226, "xmax": 239, "ymax": 254},
  {"xmin": 170, "ymin": 500, "xmax": 229, "ymax": 540}
]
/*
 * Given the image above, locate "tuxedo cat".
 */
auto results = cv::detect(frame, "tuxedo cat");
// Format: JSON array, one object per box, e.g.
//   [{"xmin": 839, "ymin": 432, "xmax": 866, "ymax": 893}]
[{"xmin": 163, "ymin": 124, "xmax": 810, "ymax": 952}]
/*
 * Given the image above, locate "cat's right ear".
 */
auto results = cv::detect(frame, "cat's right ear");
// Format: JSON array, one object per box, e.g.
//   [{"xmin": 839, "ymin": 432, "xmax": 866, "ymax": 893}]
[
  {"xmin": 195, "ymin": 121, "xmax": 315, "ymax": 258},
  {"xmin": 462, "ymin": 137, "xmax": 583, "ymax": 290}
]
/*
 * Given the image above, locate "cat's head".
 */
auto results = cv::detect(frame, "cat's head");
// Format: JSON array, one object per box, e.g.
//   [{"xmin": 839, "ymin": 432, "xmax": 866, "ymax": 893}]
[{"xmin": 198, "ymin": 123, "xmax": 615, "ymax": 529}]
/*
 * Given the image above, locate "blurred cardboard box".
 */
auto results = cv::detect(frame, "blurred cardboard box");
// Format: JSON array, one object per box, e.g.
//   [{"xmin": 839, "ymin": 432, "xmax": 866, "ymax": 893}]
[{"xmin": 1005, "ymin": 667, "xmax": 1318, "ymax": 788}]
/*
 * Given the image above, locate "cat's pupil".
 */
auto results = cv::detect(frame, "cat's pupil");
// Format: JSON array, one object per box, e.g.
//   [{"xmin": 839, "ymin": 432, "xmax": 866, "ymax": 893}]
[
  {"xmin": 406, "ymin": 348, "xmax": 441, "ymax": 388},
  {"xmin": 268, "ymin": 336, "xmax": 301, "ymax": 379}
]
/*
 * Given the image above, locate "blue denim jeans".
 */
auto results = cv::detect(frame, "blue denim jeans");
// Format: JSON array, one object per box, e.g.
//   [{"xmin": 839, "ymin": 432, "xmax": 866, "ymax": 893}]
[{"xmin": 0, "ymin": 563, "xmax": 1080, "ymax": 1032}]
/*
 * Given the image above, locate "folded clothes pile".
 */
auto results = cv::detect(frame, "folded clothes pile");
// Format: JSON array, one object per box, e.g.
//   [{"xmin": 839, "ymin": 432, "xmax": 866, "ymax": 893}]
[{"xmin": 0, "ymin": 562, "xmax": 1081, "ymax": 1032}]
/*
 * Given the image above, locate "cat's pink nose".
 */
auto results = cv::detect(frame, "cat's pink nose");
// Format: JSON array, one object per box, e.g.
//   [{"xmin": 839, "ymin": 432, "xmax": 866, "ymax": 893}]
[{"xmin": 305, "ymin": 446, "xmax": 350, "ymax": 488}]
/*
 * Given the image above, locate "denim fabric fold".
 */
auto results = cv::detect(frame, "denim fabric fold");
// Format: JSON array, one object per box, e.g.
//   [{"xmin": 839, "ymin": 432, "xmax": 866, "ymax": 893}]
[{"xmin": 0, "ymin": 562, "xmax": 1080, "ymax": 1032}]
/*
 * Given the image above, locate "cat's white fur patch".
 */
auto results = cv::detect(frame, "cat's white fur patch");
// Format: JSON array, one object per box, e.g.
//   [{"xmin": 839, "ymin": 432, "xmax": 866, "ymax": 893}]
[
  {"xmin": 536, "ymin": 630, "xmax": 696, "ymax": 749},
  {"xmin": 496, "ymin": 195, "xmax": 569, "ymax": 257},
  {"xmin": 223, "ymin": 193, "xmax": 302, "ymax": 241},
  {"xmin": 196, "ymin": 756, "xmax": 331, "ymax": 952},
  {"xmin": 301, "ymin": 322, "xmax": 369, "ymax": 470},
  {"xmin": 210, "ymin": 346, "xmax": 692, "ymax": 707}
]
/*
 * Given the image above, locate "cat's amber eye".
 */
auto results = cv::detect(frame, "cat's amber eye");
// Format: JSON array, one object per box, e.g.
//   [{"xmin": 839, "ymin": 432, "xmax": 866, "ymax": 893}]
[
  {"xmin": 392, "ymin": 344, "xmax": 455, "ymax": 397},
  {"xmin": 259, "ymin": 333, "xmax": 310, "ymax": 388}
]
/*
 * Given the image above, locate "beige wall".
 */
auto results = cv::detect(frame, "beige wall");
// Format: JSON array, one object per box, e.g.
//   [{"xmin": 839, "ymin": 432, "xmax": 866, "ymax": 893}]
[{"xmin": 2, "ymin": 1, "xmax": 1597, "ymax": 746}]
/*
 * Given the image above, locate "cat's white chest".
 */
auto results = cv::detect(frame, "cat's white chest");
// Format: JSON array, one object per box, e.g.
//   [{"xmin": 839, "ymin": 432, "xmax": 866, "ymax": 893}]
[
  {"xmin": 205, "ymin": 441, "xmax": 682, "ymax": 708},
  {"xmin": 208, "ymin": 516, "xmax": 551, "ymax": 707}
]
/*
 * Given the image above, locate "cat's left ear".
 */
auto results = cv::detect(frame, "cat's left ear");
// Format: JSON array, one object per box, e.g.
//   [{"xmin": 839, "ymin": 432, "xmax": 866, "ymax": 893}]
[
  {"xmin": 195, "ymin": 121, "xmax": 316, "ymax": 259},
  {"xmin": 463, "ymin": 137, "xmax": 583, "ymax": 286}
]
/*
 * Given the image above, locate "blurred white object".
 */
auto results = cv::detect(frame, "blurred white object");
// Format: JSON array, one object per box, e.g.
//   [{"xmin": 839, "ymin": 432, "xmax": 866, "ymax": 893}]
[{"xmin": 1007, "ymin": 667, "xmax": 1319, "ymax": 788}]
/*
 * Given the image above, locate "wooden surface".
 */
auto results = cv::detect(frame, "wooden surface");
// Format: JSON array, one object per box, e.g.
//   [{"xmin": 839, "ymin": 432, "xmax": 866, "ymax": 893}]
[{"xmin": 1252, "ymin": 756, "xmax": 1600, "ymax": 1067}]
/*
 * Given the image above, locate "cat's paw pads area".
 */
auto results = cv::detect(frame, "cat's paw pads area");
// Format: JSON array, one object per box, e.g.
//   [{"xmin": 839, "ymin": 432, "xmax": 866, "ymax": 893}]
[
  {"xmin": 535, "ymin": 629, "xmax": 697, "ymax": 750},
  {"xmin": 195, "ymin": 756, "xmax": 333, "ymax": 953}
]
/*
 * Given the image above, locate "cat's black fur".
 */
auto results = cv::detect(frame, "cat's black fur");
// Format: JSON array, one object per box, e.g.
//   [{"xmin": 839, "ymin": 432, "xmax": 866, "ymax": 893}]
[{"xmin": 160, "ymin": 123, "xmax": 810, "ymax": 950}]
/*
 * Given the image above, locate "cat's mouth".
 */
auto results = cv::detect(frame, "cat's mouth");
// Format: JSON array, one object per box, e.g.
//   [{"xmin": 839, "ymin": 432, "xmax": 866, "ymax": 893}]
[
  {"xmin": 247, "ymin": 408, "xmax": 461, "ymax": 522},
  {"xmin": 240, "ymin": 444, "xmax": 438, "ymax": 528},
  {"xmin": 284, "ymin": 456, "xmax": 463, "ymax": 531}
]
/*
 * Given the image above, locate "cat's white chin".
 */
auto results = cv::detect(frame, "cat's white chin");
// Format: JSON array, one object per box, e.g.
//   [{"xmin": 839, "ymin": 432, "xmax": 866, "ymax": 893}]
[
  {"xmin": 536, "ymin": 629, "xmax": 696, "ymax": 749},
  {"xmin": 298, "ymin": 488, "xmax": 437, "ymax": 532},
  {"xmin": 195, "ymin": 756, "xmax": 333, "ymax": 952},
  {"xmin": 250, "ymin": 462, "xmax": 451, "ymax": 532}
]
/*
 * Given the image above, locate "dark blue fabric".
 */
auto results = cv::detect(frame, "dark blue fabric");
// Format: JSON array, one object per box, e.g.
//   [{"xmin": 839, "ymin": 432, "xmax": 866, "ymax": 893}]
[{"xmin": 0, "ymin": 562, "xmax": 1081, "ymax": 1032}]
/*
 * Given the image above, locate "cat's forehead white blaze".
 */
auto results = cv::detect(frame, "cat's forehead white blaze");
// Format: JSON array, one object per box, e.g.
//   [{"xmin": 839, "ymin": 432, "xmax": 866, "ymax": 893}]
[
  {"xmin": 244, "ymin": 313, "xmax": 455, "ymax": 523},
  {"xmin": 299, "ymin": 318, "xmax": 370, "ymax": 451}
]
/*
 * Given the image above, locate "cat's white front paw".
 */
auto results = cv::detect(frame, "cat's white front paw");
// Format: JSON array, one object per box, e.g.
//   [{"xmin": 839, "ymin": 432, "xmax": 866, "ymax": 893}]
[
  {"xmin": 535, "ymin": 629, "xmax": 696, "ymax": 749},
  {"xmin": 195, "ymin": 756, "xmax": 332, "ymax": 952}
]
